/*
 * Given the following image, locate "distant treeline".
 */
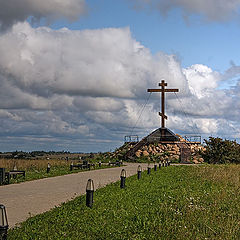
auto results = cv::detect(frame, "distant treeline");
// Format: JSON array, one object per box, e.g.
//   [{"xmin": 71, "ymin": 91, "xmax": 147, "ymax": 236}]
[{"xmin": 0, "ymin": 150, "xmax": 82, "ymax": 159}]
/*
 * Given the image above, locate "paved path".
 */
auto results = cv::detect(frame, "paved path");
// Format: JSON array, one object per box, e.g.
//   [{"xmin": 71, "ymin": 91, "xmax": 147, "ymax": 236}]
[{"xmin": 1, "ymin": 163, "xmax": 150, "ymax": 228}]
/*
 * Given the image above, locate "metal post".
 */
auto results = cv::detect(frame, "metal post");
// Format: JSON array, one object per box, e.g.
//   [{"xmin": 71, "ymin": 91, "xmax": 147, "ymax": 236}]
[
  {"xmin": 137, "ymin": 165, "xmax": 142, "ymax": 180},
  {"xmin": 154, "ymin": 163, "xmax": 157, "ymax": 171},
  {"xmin": 0, "ymin": 168, "xmax": 5, "ymax": 185},
  {"xmin": 86, "ymin": 179, "xmax": 94, "ymax": 208},
  {"xmin": 0, "ymin": 204, "xmax": 8, "ymax": 240},
  {"xmin": 147, "ymin": 163, "xmax": 151, "ymax": 174},
  {"xmin": 120, "ymin": 176, "xmax": 126, "ymax": 188},
  {"xmin": 120, "ymin": 169, "xmax": 126, "ymax": 188},
  {"xmin": 47, "ymin": 163, "xmax": 50, "ymax": 173},
  {"xmin": 70, "ymin": 162, "xmax": 73, "ymax": 171}
]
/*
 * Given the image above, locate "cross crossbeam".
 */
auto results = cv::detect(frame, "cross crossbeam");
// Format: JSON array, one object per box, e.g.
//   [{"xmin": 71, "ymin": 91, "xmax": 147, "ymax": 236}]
[
  {"xmin": 147, "ymin": 80, "xmax": 179, "ymax": 129},
  {"xmin": 147, "ymin": 89, "xmax": 179, "ymax": 93}
]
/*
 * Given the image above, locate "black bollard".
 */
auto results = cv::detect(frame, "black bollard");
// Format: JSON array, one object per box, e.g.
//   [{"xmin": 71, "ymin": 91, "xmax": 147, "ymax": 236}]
[
  {"xmin": 47, "ymin": 163, "xmax": 50, "ymax": 173},
  {"xmin": 0, "ymin": 168, "xmax": 5, "ymax": 185},
  {"xmin": 0, "ymin": 204, "xmax": 8, "ymax": 240},
  {"xmin": 154, "ymin": 162, "xmax": 157, "ymax": 171},
  {"xmin": 120, "ymin": 169, "xmax": 126, "ymax": 188},
  {"xmin": 86, "ymin": 179, "xmax": 94, "ymax": 208},
  {"xmin": 147, "ymin": 163, "xmax": 151, "ymax": 175},
  {"xmin": 137, "ymin": 165, "xmax": 142, "ymax": 180},
  {"xmin": 159, "ymin": 162, "xmax": 161, "ymax": 169},
  {"xmin": 70, "ymin": 162, "xmax": 73, "ymax": 171}
]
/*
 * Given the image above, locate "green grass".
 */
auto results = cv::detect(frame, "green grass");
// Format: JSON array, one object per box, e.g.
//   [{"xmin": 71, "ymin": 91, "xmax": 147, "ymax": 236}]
[{"xmin": 8, "ymin": 165, "xmax": 240, "ymax": 240}]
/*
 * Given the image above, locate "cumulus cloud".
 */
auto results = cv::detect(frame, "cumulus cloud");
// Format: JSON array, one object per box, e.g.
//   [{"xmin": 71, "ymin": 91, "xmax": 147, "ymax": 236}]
[
  {"xmin": 0, "ymin": 22, "xmax": 188, "ymax": 101},
  {"xmin": 0, "ymin": 0, "xmax": 86, "ymax": 31},
  {"xmin": 130, "ymin": 0, "xmax": 240, "ymax": 22},
  {"xmin": 0, "ymin": 22, "xmax": 240, "ymax": 151},
  {"xmin": 222, "ymin": 61, "xmax": 240, "ymax": 81},
  {"xmin": 183, "ymin": 64, "xmax": 221, "ymax": 98}
]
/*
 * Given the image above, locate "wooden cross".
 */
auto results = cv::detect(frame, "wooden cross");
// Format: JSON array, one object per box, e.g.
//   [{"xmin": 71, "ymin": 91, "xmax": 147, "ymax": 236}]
[{"xmin": 147, "ymin": 80, "xmax": 179, "ymax": 129}]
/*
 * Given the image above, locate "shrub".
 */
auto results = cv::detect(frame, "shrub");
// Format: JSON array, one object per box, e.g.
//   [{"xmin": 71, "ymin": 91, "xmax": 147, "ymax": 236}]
[{"xmin": 202, "ymin": 137, "xmax": 240, "ymax": 164}]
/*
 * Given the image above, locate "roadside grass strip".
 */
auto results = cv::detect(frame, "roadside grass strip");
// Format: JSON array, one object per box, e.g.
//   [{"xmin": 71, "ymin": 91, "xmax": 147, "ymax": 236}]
[
  {"xmin": 8, "ymin": 165, "xmax": 240, "ymax": 240},
  {"xmin": 5, "ymin": 164, "xmax": 115, "ymax": 185}
]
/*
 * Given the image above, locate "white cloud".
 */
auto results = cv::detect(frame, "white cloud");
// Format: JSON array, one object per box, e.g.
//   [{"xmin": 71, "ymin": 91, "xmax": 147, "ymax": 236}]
[
  {"xmin": 0, "ymin": 0, "xmax": 86, "ymax": 31},
  {"xmin": 130, "ymin": 0, "xmax": 240, "ymax": 22},
  {"xmin": 183, "ymin": 64, "xmax": 221, "ymax": 98},
  {"xmin": 0, "ymin": 22, "xmax": 240, "ymax": 151},
  {"xmin": 0, "ymin": 22, "xmax": 189, "ymax": 101}
]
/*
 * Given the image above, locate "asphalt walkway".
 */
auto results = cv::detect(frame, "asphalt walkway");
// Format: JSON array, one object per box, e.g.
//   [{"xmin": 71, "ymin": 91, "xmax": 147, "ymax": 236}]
[{"xmin": 1, "ymin": 163, "xmax": 150, "ymax": 228}]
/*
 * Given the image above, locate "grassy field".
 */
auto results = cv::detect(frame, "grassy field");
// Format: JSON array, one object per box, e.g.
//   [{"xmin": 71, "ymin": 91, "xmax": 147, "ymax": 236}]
[
  {"xmin": 8, "ymin": 164, "xmax": 240, "ymax": 240},
  {"xmin": 0, "ymin": 158, "xmax": 113, "ymax": 184}
]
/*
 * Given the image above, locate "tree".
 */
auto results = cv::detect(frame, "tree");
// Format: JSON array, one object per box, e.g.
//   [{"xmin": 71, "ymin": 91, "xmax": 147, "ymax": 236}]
[{"xmin": 202, "ymin": 137, "xmax": 240, "ymax": 164}]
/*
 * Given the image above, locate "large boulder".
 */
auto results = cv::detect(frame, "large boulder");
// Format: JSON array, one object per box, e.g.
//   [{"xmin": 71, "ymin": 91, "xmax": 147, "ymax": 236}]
[
  {"xmin": 193, "ymin": 159, "xmax": 199, "ymax": 164},
  {"xmin": 142, "ymin": 146, "xmax": 148, "ymax": 151},
  {"xmin": 173, "ymin": 146, "xmax": 179, "ymax": 152},
  {"xmin": 135, "ymin": 150, "xmax": 142, "ymax": 158},
  {"xmin": 168, "ymin": 150, "xmax": 178, "ymax": 155},
  {"xmin": 142, "ymin": 150, "xmax": 149, "ymax": 157},
  {"xmin": 171, "ymin": 155, "xmax": 180, "ymax": 161},
  {"xmin": 148, "ymin": 146, "xmax": 153, "ymax": 152}
]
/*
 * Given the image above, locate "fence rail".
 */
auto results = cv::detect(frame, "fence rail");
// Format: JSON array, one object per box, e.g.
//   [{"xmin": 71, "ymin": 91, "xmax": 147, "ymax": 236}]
[
  {"xmin": 124, "ymin": 135, "xmax": 139, "ymax": 143},
  {"xmin": 184, "ymin": 135, "xmax": 201, "ymax": 143}
]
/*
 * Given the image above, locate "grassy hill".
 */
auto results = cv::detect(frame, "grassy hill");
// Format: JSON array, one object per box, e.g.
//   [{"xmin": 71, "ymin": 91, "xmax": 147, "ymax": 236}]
[{"xmin": 8, "ymin": 164, "xmax": 240, "ymax": 240}]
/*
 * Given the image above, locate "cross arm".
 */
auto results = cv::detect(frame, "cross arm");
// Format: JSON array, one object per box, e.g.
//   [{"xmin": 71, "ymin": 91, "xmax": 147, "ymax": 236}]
[
  {"xmin": 147, "ymin": 89, "xmax": 179, "ymax": 92},
  {"xmin": 159, "ymin": 112, "xmax": 167, "ymax": 119}
]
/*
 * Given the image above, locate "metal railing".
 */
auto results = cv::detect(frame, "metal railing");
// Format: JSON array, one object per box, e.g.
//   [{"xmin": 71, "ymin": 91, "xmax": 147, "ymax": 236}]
[
  {"xmin": 184, "ymin": 135, "xmax": 201, "ymax": 143},
  {"xmin": 124, "ymin": 135, "xmax": 139, "ymax": 143}
]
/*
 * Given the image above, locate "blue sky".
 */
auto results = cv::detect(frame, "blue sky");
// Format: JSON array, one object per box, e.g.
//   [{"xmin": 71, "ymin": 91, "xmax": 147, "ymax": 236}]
[
  {"xmin": 1, "ymin": 0, "xmax": 240, "ymax": 152},
  {"xmin": 50, "ymin": 0, "xmax": 240, "ymax": 72}
]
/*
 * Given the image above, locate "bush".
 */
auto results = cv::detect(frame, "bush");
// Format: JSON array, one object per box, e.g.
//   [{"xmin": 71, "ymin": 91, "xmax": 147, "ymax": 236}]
[{"xmin": 202, "ymin": 137, "xmax": 240, "ymax": 164}]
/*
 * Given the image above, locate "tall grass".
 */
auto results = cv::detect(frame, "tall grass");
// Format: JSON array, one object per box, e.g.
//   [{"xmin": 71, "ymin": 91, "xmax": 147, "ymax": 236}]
[
  {"xmin": 193, "ymin": 164, "xmax": 239, "ymax": 188},
  {"xmin": 0, "ymin": 158, "xmax": 69, "ymax": 171},
  {"xmin": 8, "ymin": 165, "xmax": 240, "ymax": 239},
  {"xmin": 0, "ymin": 158, "xmax": 112, "ymax": 184}
]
